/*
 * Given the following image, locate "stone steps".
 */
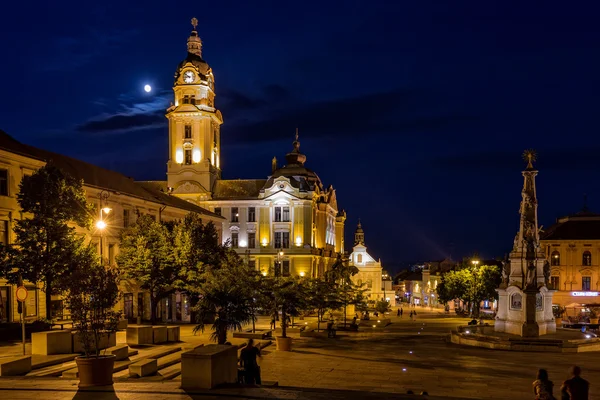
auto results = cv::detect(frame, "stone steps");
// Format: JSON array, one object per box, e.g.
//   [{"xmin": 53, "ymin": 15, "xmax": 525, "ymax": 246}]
[
  {"xmin": 28, "ymin": 349, "xmax": 138, "ymax": 378},
  {"xmin": 61, "ymin": 346, "xmax": 180, "ymax": 379}
]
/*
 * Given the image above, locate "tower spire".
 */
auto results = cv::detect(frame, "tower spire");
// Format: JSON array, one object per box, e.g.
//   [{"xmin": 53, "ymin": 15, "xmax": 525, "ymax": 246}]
[
  {"xmin": 285, "ymin": 128, "xmax": 306, "ymax": 166},
  {"xmin": 187, "ymin": 17, "xmax": 202, "ymax": 57},
  {"xmin": 354, "ymin": 219, "xmax": 365, "ymax": 246}
]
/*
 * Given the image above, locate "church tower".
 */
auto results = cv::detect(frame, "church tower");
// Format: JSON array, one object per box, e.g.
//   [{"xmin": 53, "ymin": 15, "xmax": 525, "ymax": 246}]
[
  {"xmin": 166, "ymin": 18, "xmax": 223, "ymax": 200},
  {"xmin": 354, "ymin": 220, "xmax": 365, "ymax": 246}
]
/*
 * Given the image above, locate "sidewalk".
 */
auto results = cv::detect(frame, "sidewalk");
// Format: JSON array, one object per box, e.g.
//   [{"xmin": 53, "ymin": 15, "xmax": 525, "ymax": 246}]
[{"xmin": 0, "ymin": 378, "xmax": 463, "ymax": 399}]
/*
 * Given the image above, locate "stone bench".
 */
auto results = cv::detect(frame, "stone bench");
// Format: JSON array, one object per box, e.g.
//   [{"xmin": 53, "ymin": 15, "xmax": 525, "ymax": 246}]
[
  {"xmin": 107, "ymin": 344, "xmax": 129, "ymax": 361},
  {"xmin": 129, "ymin": 359, "xmax": 157, "ymax": 377},
  {"xmin": 32, "ymin": 330, "xmax": 72, "ymax": 355},
  {"xmin": 126, "ymin": 325, "xmax": 153, "ymax": 345},
  {"xmin": 72, "ymin": 331, "xmax": 116, "ymax": 353},
  {"xmin": 152, "ymin": 326, "xmax": 167, "ymax": 344},
  {"xmin": 0, "ymin": 356, "xmax": 31, "ymax": 376},
  {"xmin": 232, "ymin": 330, "xmax": 272, "ymax": 339},
  {"xmin": 117, "ymin": 319, "xmax": 128, "ymax": 330},
  {"xmin": 167, "ymin": 326, "xmax": 180, "ymax": 342},
  {"xmin": 181, "ymin": 344, "xmax": 238, "ymax": 389}
]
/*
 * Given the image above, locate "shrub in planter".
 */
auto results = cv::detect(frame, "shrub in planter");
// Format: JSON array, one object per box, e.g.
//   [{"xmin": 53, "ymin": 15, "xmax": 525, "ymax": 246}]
[{"xmin": 64, "ymin": 260, "xmax": 121, "ymax": 387}]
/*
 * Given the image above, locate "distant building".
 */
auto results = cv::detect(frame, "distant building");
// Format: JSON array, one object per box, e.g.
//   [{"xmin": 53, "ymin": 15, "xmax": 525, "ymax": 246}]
[
  {"xmin": 349, "ymin": 221, "xmax": 384, "ymax": 301},
  {"xmin": 394, "ymin": 258, "xmax": 456, "ymax": 307}
]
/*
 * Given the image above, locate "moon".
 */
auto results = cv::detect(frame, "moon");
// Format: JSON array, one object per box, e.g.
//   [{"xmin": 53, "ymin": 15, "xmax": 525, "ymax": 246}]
[{"xmin": 144, "ymin": 84, "xmax": 152, "ymax": 93}]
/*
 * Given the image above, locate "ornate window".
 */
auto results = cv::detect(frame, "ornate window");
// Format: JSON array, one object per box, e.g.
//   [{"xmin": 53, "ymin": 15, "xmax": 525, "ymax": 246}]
[
  {"xmin": 583, "ymin": 251, "xmax": 592, "ymax": 266},
  {"xmin": 248, "ymin": 232, "xmax": 256, "ymax": 248},
  {"xmin": 282, "ymin": 232, "xmax": 290, "ymax": 248},
  {"xmin": 283, "ymin": 207, "xmax": 290, "ymax": 222},
  {"xmin": 582, "ymin": 276, "xmax": 591, "ymax": 291},
  {"xmin": 231, "ymin": 207, "xmax": 239, "ymax": 223},
  {"xmin": 274, "ymin": 207, "xmax": 282, "ymax": 222},
  {"xmin": 357, "ymin": 254, "xmax": 363, "ymax": 263},
  {"xmin": 248, "ymin": 207, "xmax": 256, "ymax": 222},
  {"xmin": 184, "ymin": 125, "xmax": 192, "ymax": 139},
  {"xmin": 550, "ymin": 276, "xmax": 560, "ymax": 290},
  {"xmin": 551, "ymin": 251, "xmax": 560, "ymax": 266},
  {"xmin": 274, "ymin": 232, "xmax": 282, "ymax": 248},
  {"xmin": 184, "ymin": 149, "xmax": 192, "ymax": 165},
  {"xmin": 231, "ymin": 232, "xmax": 239, "ymax": 248}
]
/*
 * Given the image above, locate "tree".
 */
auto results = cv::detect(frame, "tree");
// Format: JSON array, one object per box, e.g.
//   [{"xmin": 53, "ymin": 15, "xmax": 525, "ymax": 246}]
[
  {"xmin": 189, "ymin": 255, "xmax": 255, "ymax": 344},
  {"xmin": 272, "ymin": 277, "xmax": 306, "ymax": 338},
  {"xmin": 117, "ymin": 215, "xmax": 176, "ymax": 323},
  {"xmin": 325, "ymin": 254, "xmax": 359, "ymax": 326},
  {"xmin": 0, "ymin": 162, "xmax": 93, "ymax": 318},
  {"xmin": 375, "ymin": 299, "xmax": 391, "ymax": 315},
  {"xmin": 436, "ymin": 264, "xmax": 501, "ymax": 317},
  {"xmin": 64, "ymin": 250, "xmax": 121, "ymax": 357},
  {"xmin": 304, "ymin": 278, "xmax": 342, "ymax": 332}
]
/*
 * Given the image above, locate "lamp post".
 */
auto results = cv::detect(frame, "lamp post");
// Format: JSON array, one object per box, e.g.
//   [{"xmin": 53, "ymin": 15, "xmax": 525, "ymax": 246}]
[
  {"xmin": 275, "ymin": 250, "xmax": 284, "ymax": 277},
  {"xmin": 96, "ymin": 191, "xmax": 112, "ymax": 265},
  {"xmin": 471, "ymin": 259, "xmax": 480, "ymax": 318}
]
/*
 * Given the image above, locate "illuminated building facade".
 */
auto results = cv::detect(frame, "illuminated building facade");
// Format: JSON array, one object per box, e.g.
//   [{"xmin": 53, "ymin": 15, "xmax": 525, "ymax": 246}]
[
  {"xmin": 0, "ymin": 130, "xmax": 223, "ymax": 323},
  {"xmin": 540, "ymin": 209, "xmax": 600, "ymax": 311},
  {"xmin": 153, "ymin": 20, "xmax": 346, "ymax": 276},
  {"xmin": 349, "ymin": 222, "xmax": 383, "ymax": 301}
]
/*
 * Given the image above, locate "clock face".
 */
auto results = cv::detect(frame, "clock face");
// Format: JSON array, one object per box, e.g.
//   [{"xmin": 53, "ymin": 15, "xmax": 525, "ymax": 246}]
[{"xmin": 183, "ymin": 71, "xmax": 194, "ymax": 83}]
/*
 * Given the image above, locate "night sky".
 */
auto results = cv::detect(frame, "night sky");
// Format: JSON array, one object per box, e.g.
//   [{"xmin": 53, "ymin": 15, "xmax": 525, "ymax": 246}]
[{"xmin": 1, "ymin": 1, "xmax": 600, "ymax": 273}]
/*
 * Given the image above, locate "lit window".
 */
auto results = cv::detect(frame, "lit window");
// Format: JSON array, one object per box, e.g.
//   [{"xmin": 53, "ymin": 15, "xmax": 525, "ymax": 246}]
[
  {"xmin": 583, "ymin": 251, "xmax": 592, "ymax": 266},
  {"xmin": 184, "ymin": 149, "xmax": 192, "ymax": 165},
  {"xmin": 274, "ymin": 207, "xmax": 282, "ymax": 222},
  {"xmin": 551, "ymin": 251, "xmax": 560, "ymax": 266},
  {"xmin": 283, "ymin": 207, "xmax": 290, "ymax": 222},
  {"xmin": 282, "ymin": 232, "xmax": 290, "ymax": 248},
  {"xmin": 231, "ymin": 232, "xmax": 239, "ymax": 248}
]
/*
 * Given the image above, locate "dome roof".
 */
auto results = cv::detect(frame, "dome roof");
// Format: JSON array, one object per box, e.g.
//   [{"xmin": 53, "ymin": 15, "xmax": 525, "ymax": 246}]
[
  {"xmin": 176, "ymin": 52, "xmax": 210, "ymax": 77},
  {"xmin": 264, "ymin": 135, "xmax": 323, "ymax": 191}
]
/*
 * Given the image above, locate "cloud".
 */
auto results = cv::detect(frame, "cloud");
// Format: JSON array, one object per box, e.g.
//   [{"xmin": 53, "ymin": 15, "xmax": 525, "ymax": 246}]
[
  {"xmin": 76, "ymin": 92, "xmax": 170, "ymax": 135},
  {"xmin": 224, "ymin": 89, "xmax": 478, "ymax": 144}
]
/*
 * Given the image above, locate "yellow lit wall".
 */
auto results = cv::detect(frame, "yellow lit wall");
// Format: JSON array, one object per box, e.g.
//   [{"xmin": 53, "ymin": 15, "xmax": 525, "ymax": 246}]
[{"xmin": 259, "ymin": 207, "xmax": 270, "ymax": 246}]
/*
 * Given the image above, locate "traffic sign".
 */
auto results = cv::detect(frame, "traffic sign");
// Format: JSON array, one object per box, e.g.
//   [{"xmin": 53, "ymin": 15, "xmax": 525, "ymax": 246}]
[{"xmin": 16, "ymin": 286, "xmax": 28, "ymax": 302}]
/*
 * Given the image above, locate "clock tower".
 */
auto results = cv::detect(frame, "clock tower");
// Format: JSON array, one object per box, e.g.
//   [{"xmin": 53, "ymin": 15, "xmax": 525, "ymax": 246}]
[{"xmin": 166, "ymin": 18, "xmax": 223, "ymax": 201}]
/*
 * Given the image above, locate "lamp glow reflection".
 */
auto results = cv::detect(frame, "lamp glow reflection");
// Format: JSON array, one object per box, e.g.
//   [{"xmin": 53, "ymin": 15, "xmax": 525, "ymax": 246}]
[{"xmin": 96, "ymin": 220, "xmax": 107, "ymax": 230}]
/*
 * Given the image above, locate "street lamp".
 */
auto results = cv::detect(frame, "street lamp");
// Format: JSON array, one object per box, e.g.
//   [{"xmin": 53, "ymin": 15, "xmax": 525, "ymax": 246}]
[
  {"xmin": 275, "ymin": 251, "xmax": 284, "ymax": 277},
  {"xmin": 471, "ymin": 259, "xmax": 480, "ymax": 318},
  {"xmin": 97, "ymin": 191, "xmax": 112, "ymax": 265}
]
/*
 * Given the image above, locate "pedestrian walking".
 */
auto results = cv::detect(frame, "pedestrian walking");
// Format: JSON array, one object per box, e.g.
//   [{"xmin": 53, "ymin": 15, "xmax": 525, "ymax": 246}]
[
  {"xmin": 560, "ymin": 366, "xmax": 589, "ymax": 400},
  {"xmin": 400, "ymin": 308, "xmax": 403, "ymax": 318},
  {"xmin": 409, "ymin": 310, "xmax": 413, "ymax": 321},
  {"xmin": 270, "ymin": 315, "xmax": 276, "ymax": 330},
  {"xmin": 397, "ymin": 308, "xmax": 400, "ymax": 317},
  {"xmin": 413, "ymin": 310, "xmax": 417, "ymax": 320},
  {"xmin": 532, "ymin": 369, "xmax": 555, "ymax": 400},
  {"xmin": 240, "ymin": 339, "xmax": 262, "ymax": 385}
]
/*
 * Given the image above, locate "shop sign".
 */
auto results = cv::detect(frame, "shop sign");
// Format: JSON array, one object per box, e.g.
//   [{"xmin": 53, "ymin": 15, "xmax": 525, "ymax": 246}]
[{"xmin": 571, "ymin": 291, "xmax": 599, "ymax": 297}]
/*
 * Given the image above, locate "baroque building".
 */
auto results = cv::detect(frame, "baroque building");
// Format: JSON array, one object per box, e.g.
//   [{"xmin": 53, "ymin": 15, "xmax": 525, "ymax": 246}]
[
  {"xmin": 349, "ymin": 221, "xmax": 383, "ymax": 301},
  {"xmin": 149, "ymin": 20, "xmax": 346, "ymax": 276},
  {"xmin": 540, "ymin": 207, "xmax": 600, "ymax": 311}
]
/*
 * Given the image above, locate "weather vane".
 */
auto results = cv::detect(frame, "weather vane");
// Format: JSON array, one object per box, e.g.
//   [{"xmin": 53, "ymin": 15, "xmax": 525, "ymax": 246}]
[
  {"xmin": 295, "ymin": 127, "xmax": 299, "ymax": 142},
  {"xmin": 191, "ymin": 17, "xmax": 198, "ymax": 30},
  {"xmin": 522, "ymin": 149, "xmax": 537, "ymax": 169}
]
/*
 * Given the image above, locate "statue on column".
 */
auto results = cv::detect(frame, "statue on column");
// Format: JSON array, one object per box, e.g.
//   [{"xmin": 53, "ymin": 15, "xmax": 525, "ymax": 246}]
[
  {"xmin": 543, "ymin": 261, "xmax": 551, "ymax": 287},
  {"xmin": 526, "ymin": 262, "xmax": 537, "ymax": 289}
]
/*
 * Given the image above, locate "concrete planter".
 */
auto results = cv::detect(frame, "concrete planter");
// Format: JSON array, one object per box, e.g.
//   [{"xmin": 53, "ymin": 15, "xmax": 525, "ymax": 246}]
[
  {"xmin": 75, "ymin": 355, "xmax": 115, "ymax": 387},
  {"xmin": 276, "ymin": 336, "xmax": 292, "ymax": 351}
]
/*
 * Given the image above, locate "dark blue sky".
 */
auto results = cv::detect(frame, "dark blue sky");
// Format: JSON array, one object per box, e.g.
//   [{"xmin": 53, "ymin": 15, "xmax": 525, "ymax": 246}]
[{"xmin": 1, "ymin": 1, "xmax": 600, "ymax": 272}]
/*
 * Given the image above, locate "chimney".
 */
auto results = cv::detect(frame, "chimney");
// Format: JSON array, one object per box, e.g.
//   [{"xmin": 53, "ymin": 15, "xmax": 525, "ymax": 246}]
[{"xmin": 272, "ymin": 156, "xmax": 278, "ymax": 173}]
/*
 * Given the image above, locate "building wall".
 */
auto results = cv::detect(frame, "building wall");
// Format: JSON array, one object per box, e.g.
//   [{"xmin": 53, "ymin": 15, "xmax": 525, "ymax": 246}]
[
  {"xmin": 540, "ymin": 239, "xmax": 600, "ymax": 306},
  {"xmin": 0, "ymin": 148, "xmax": 222, "ymax": 323}
]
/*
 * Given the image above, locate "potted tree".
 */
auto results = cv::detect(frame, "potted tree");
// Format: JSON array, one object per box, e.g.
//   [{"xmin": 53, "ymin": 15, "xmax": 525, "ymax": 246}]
[
  {"xmin": 553, "ymin": 306, "xmax": 566, "ymax": 327},
  {"xmin": 273, "ymin": 277, "xmax": 305, "ymax": 351},
  {"xmin": 64, "ymin": 258, "xmax": 121, "ymax": 387},
  {"xmin": 589, "ymin": 308, "xmax": 599, "ymax": 325}
]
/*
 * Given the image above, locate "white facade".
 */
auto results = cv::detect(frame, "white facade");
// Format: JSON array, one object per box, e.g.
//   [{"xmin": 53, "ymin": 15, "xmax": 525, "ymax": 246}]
[{"xmin": 349, "ymin": 222, "xmax": 383, "ymax": 301}]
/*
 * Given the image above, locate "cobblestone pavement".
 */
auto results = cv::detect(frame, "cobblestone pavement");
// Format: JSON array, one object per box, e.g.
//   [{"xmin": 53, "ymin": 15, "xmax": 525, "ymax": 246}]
[{"xmin": 1, "ymin": 308, "xmax": 599, "ymax": 399}]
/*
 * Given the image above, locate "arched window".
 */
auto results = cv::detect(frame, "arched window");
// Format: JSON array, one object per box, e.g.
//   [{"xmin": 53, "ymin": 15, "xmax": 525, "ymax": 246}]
[
  {"xmin": 357, "ymin": 254, "xmax": 363, "ymax": 263},
  {"xmin": 583, "ymin": 251, "xmax": 592, "ymax": 266},
  {"xmin": 551, "ymin": 251, "xmax": 560, "ymax": 266}
]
